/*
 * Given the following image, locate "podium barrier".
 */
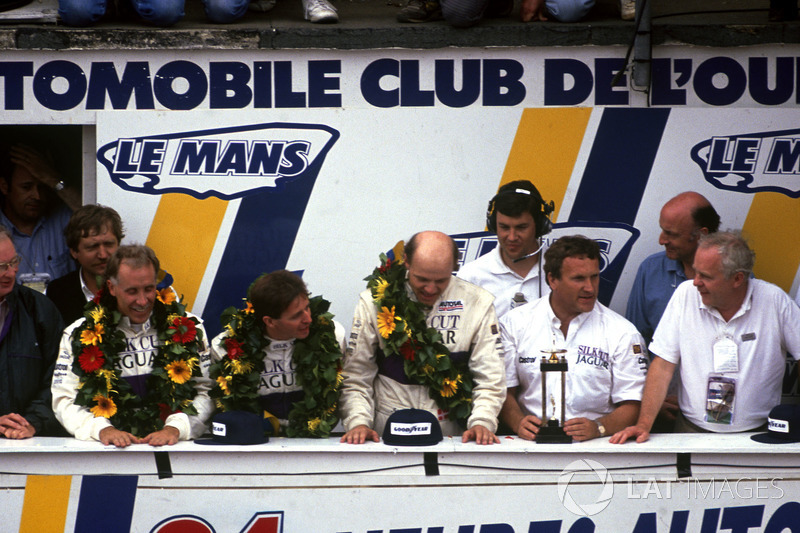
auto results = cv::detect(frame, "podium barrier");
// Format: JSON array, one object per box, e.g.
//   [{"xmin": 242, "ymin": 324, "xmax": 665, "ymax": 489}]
[{"xmin": 2, "ymin": 434, "xmax": 800, "ymax": 532}]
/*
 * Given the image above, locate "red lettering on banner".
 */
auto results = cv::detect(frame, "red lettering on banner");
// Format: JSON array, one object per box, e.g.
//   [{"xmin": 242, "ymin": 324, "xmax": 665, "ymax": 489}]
[
  {"xmin": 151, "ymin": 512, "xmax": 283, "ymax": 533},
  {"xmin": 242, "ymin": 513, "xmax": 283, "ymax": 533},
  {"xmin": 151, "ymin": 516, "xmax": 214, "ymax": 533}
]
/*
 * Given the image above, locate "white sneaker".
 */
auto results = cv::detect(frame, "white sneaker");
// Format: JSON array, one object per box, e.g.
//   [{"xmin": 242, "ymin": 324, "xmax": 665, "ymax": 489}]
[
  {"xmin": 249, "ymin": 0, "xmax": 277, "ymax": 12},
  {"xmin": 302, "ymin": 0, "xmax": 338, "ymax": 23},
  {"xmin": 620, "ymin": 0, "xmax": 635, "ymax": 20}
]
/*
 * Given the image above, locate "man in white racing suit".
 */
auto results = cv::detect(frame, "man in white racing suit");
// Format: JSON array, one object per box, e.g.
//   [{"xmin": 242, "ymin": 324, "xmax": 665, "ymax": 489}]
[
  {"xmin": 52, "ymin": 245, "xmax": 213, "ymax": 447},
  {"xmin": 340, "ymin": 231, "xmax": 506, "ymax": 445},
  {"xmin": 210, "ymin": 270, "xmax": 344, "ymax": 433}
]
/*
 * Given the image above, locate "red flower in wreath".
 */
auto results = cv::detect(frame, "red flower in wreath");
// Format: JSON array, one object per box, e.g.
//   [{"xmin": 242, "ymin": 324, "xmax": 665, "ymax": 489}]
[
  {"xmin": 79, "ymin": 345, "xmax": 105, "ymax": 373},
  {"xmin": 399, "ymin": 340, "xmax": 416, "ymax": 362},
  {"xmin": 158, "ymin": 403, "xmax": 179, "ymax": 422},
  {"xmin": 378, "ymin": 257, "xmax": 393, "ymax": 274},
  {"xmin": 171, "ymin": 316, "xmax": 197, "ymax": 344},
  {"xmin": 225, "ymin": 337, "xmax": 244, "ymax": 360}
]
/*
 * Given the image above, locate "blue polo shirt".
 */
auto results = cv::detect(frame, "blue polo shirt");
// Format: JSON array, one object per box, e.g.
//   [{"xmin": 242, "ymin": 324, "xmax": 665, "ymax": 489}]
[
  {"xmin": 625, "ymin": 251, "xmax": 687, "ymax": 346},
  {"xmin": 0, "ymin": 205, "xmax": 74, "ymax": 282}
]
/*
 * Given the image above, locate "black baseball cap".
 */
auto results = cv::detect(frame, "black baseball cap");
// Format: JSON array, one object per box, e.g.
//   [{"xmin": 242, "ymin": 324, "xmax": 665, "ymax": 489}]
[
  {"xmin": 382, "ymin": 409, "xmax": 443, "ymax": 446},
  {"xmin": 195, "ymin": 411, "xmax": 269, "ymax": 445},
  {"xmin": 751, "ymin": 404, "xmax": 800, "ymax": 444}
]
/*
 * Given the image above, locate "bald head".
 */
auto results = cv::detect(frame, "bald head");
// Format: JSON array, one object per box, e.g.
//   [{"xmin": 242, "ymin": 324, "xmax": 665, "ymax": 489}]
[
  {"xmin": 403, "ymin": 231, "xmax": 458, "ymax": 306},
  {"xmin": 405, "ymin": 231, "xmax": 458, "ymax": 269},
  {"xmin": 659, "ymin": 192, "xmax": 720, "ymax": 268},
  {"xmin": 663, "ymin": 192, "xmax": 720, "ymax": 233}
]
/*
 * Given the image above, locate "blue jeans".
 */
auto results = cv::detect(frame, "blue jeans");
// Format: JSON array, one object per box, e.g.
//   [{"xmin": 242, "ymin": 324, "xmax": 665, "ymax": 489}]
[
  {"xmin": 58, "ymin": 0, "xmax": 185, "ymax": 26},
  {"xmin": 203, "ymin": 0, "xmax": 251, "ymax": 23}
]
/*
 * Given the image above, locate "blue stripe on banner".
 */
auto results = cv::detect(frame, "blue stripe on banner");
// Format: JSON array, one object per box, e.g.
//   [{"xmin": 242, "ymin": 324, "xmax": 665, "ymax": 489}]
[
  {"xmin": 74, "ymin": 476, "xmax": 138, "ymax": 533},
  {"xmin": 201, "ymin": 134, "xmax": 338, "ymax": 337},
  {"xmin": 568, "ymin": 108, "xmax": 671, "ymax": 305}
]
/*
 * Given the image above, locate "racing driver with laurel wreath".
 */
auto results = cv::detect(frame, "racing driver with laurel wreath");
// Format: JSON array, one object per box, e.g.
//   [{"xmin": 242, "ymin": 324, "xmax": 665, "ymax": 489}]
[
  {"xmin": 209, "ymin": 270, "xmax": 345, "ymax": 438},
  {"xmin": 52, "ymin": 245, "xmax": 214, "ymax": 447},
  {"xmin": 339, "ymin": 231, "xmax": 506, "ymax": 445}
]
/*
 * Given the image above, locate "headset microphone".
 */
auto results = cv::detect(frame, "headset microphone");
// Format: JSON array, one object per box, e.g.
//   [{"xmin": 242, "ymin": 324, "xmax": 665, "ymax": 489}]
[{"xmin": 512, "ymin": 241, "xmax": 545, "ymax": 263}]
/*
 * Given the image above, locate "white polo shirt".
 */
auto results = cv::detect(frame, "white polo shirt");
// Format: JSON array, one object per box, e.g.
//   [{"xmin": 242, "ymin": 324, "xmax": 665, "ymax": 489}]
[
  {"xmin": 458, "ymin": 246, "xmax": 550, "ymax": 320},
  {"xmin": 651, "ymin": 278, "xmax": 800, "ymax": 432},
  {"xmin": 501, "ymin": 297, "xmax": 648, "ymax": 422}
]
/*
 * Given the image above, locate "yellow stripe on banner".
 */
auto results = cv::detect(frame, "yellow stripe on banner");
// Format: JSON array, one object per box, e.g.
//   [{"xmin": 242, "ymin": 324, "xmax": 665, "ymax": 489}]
[
  {"xmin": 146, "ymin": 194, "xmax": 229, "ymax": 310},
  {"xmin": 743, "ymin": 192, "xmax": 800, "ymax": 292},
  {"xmin": 20, "ymin": 475, "xmax": 71, "ymax": 533},
  {"xmin": 500, "ymin": 107, "xmax": 592, "ymax": 221}
]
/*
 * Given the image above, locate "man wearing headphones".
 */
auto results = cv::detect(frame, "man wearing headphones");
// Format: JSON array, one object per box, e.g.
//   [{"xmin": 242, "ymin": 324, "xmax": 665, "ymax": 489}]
[{"xmin": 458, "ymin": 180, "xmax": 555, "ymax": 319}]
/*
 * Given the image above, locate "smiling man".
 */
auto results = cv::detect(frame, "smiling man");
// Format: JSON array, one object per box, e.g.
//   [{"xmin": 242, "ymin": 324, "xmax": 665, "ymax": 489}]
[
  {"xmin": 626, "ymin": 191, "xmax": 720, "ymax": 346},
  {"xmin": 52, "ymin": 245, "xmax": 213, "ymax": 447},
  {"xmin": 210, "ymin": 270, "xmax": 345, "ymax": 434},
  {"xmin": 46, "ymin": 205, "xmax": 124, "ymax": 325},
  {"xmin": 612, "ymin": 232, "xmax": 800, "ymax": 443},
  {"xmin": 625, "ymin": 192, "xmax": 721, "ymax": 433},
  {"xmin": 340, "ymin": 231, "xmax": 506, "ymax": 445},
  {"xmin": 500, "ymin": 235, "xmax": 647, "ymax": 442},
  {"xmin": 458, "ymin": 180, "xmax": 555, "ymax": 320}
]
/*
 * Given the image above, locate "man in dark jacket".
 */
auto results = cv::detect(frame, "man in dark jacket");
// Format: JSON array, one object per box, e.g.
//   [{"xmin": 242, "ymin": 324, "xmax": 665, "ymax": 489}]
[
  {"xmin": 46, "ymin": 204, "xmax": 124, "ymax": 325},
  {"xmin": 0, "ymin": 225, "xmax": 64, "ymax": 438}
]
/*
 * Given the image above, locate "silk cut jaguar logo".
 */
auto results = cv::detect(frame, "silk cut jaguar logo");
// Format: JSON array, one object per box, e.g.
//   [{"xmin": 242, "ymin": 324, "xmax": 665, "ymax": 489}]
[{"xmin": 151, "ymin": 512, "xmax": 283, "ymax": 533}]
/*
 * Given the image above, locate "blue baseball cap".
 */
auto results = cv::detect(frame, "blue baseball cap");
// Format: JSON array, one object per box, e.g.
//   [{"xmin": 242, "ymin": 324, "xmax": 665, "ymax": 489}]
[{"xmin": 195, "ymin": 411, "xmax": 269, "ymax": 445}]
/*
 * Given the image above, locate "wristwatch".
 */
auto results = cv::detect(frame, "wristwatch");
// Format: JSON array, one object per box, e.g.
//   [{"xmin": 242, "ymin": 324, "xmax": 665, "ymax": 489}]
[
  {"xmin": 595, "ymin": 420, "xmax": 607, "ymax": 437},
  {"xmin": 54, "ymin": 180, "xmax": 65, "ymax": 191}
]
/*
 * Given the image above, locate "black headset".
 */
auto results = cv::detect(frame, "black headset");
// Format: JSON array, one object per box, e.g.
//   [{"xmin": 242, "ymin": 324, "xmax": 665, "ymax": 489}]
[{"xmin": 485, "ymin": 182, "xmax": 555, "ymax": 238}]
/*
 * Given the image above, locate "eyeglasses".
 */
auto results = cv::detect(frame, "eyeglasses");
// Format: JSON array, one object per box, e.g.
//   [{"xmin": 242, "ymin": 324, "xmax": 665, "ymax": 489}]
[{"xmin": 0, "ymin": 256, "xmax": 21, "ymax": 274}]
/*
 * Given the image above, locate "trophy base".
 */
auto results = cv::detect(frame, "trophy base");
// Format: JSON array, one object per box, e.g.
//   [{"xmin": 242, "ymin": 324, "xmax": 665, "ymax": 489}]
[{"xmin": 537, "ymin": 421, "xmax": 572, "ymax": 444}]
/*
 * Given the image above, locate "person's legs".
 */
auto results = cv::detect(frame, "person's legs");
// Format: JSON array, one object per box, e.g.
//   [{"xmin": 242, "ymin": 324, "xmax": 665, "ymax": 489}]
[
  {"xmin": 131, "ymin": 0, "xmax": 185, "ymax": 26},
  {"xmin": 249, "ymin": 0, "xmax": 277, "ymax": 12},
  {"xmin": 396, "ymin": 0, "xmax": 442, "ymax": 23},
  {"xmin": 203, "ymin": 0, "xmax": 251, "ymax": 23},
  {"xmin": 545, "ymin": 0, "xmax": 594, "ymax": 22},
  {"xmin": 440, "ymin": 0, "xmax": 488, "ymax": 27},
  {"xmin": 58, "ymin": 0, "xmax": 107, "ymax": 26}
]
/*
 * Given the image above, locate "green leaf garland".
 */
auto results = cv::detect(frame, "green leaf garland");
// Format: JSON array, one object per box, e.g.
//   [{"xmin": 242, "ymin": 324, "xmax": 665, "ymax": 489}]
[
  {"xmin": 209, "ymin": 295, "xmax": 343, "ymax": 438},
  {"xmin": 70, "ymin": 288, "xmax": 205, "ymax": 437},
  {"xmin": 365, "ymin": 253, "xmax": 474, "ymax": 426}
]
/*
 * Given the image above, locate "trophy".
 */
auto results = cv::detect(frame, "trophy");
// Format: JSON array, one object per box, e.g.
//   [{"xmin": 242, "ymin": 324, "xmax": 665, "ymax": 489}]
[{"xmin": 537, "ymin": 348, "xmax": 571, "ymax": 443}]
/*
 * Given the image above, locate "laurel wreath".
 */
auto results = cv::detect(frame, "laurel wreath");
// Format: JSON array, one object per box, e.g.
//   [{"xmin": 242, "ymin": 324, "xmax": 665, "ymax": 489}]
[
  {"xmin": 209, "ymin": 295, "xmax": 343, "ymax": 438},
  {"xmin": 70, "ymin": 288, "xmax": 205, "ymax": 436},
  {"xmin": 366, "ymin": 253, "xmax": 474, "ymax": 425}
]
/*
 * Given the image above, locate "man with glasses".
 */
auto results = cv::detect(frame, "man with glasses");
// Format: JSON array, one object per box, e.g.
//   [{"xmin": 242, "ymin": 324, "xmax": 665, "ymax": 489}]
[{"xmin": 0, "ymin": 225, "xmax": 65, "ymax": 438}]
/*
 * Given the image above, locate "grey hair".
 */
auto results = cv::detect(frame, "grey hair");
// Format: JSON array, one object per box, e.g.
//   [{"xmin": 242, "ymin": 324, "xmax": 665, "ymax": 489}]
[
  {"xmin": 105, "ymin": 244, "xmax": 160, "ymax": 286},
  {"xmin": 698, "ymin": 231, "xmax": 755, "ymax": 279}
]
